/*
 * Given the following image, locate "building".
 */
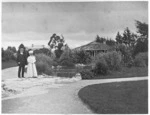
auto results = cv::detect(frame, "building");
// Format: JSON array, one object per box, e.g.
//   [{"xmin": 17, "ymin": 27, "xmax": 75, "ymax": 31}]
[
  {"xmin": 73, "ymin": 41, "xmax": 110, "ymax": 57},
  {"xmin": 26, "ymin": 44, "xmax": 49, "ymax": 50}
]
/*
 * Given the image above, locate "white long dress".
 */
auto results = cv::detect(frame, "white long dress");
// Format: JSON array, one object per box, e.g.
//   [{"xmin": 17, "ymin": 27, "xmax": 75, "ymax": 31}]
[{"xmin": 27, "ymin": 56, "xmax": 38, "ymax": 77}]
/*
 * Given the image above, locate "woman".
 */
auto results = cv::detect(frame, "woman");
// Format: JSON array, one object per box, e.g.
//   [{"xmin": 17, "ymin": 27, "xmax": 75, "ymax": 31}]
[{"xmin": 27, "ymin": 50, "xmax": 38, "ymax": 77}]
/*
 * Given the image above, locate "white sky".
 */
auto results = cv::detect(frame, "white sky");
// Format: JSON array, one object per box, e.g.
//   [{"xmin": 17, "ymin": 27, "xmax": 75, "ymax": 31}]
[{"xmin": 2, "ymin": 1, "xmax": 148, "ymax": 49}]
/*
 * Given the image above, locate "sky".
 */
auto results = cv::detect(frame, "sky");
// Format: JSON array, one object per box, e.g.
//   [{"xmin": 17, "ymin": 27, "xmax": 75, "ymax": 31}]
[{"xmin": 2, "ymin": 1, "xmax": 148, "ymax": 49}]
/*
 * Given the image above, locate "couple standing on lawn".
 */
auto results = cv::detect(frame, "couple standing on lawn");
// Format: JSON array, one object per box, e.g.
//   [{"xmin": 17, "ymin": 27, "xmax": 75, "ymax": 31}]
[{"xmin": 17, "ymin": 44, "xmax": 37, "ymax": 78}]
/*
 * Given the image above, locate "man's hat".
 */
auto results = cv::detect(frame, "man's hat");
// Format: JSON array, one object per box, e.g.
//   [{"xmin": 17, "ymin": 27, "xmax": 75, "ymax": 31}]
[{"xmin": 19, "ymin": 44, "xmax": 25, "ymax": 49}]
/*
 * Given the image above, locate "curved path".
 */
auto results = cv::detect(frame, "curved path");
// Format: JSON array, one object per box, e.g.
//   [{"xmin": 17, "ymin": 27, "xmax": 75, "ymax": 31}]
[{"xmin": 2, "ymin": 67, "xmax": 148, "ymax": 114}]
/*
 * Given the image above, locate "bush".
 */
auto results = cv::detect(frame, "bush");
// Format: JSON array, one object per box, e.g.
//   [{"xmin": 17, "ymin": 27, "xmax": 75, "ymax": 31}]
[
  {"xmin": 59, "ymin": 48, "xmax": 75, "ymax": 67},
  {"xmin": 35, "ymin": 54, "xmax": 53, "ymax": 75},
  {"xmin": 2, "ymin": 50, "xmax": 15, "ymax": 61},
  {"xmin": 34, "ymin": 48, "xmax": 52, "ymax": 57},
  {"xmin": 93, "ymin": 51, "xmax": 122, "ymax": 71},
  {"xmin": 93, "ymin": 57, "xmax": 108, "ymax": 75},
  {"xmin": 80, "ymin": 70, "xmax": 94, "ymax": 79},
  {"xmin": 102, "ymin": 51, "xmax": 122, "ymax": 70},
  {"xmin": 116, "ymin": 44, "xmax": 133, "ymax": 66},
  {"xmin": 73, "ymin": 50, "xmax": 92, "ymax": 64},
  {"xmin": 134, "ymin": 52, "xmax": 148, "ymax": 67},
  {"xmin": 60, "ymin": 60, "xmax": 75, "ymax": 67},
  {"xmin": 57, "ymin": 72, "xmax": 76, "ymax": 78}
]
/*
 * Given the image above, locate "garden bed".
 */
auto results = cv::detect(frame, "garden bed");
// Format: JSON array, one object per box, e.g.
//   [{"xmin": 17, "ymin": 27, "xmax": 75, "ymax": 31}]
[{"xmin": 80, "ymin": 67, "xmax": 148, "ymax": 79}]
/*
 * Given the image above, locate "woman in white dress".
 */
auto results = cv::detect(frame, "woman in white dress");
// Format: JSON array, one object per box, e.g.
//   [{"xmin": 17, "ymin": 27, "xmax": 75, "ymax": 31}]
[{"xmin": 27, "ymin": 50, "xmax": 38, "ymax": 77}]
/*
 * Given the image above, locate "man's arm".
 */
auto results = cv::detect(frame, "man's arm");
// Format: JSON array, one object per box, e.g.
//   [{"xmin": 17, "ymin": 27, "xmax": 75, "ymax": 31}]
[{"xmin": 16, "ymin": 53, "xmax": 20, "ymax": 65}]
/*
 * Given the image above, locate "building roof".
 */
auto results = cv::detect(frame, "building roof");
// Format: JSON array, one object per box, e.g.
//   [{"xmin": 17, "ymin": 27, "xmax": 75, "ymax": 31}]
[
  {"xmin": 26, "ymin": 44, "xmax": 49, "ymax": 50},
  {"xmin": 74, "ymin": 41, "xmax": 110, "ymax": 51}
]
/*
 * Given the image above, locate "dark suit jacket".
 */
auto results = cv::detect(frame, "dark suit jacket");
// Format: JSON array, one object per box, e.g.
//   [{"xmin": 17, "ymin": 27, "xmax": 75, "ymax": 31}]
[{"xmin": 17, "ymin": 52, "xmax": 27, "ymax": 66}]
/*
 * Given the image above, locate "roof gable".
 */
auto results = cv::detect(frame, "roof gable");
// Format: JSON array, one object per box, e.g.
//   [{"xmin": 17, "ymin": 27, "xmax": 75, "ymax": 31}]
[{"xmin": 74, "ymin": 41, "xmax": 110, "ymax": 51}]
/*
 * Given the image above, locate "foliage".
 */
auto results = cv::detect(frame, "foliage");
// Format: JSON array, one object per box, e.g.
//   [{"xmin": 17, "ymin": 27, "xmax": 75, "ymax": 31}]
[
  {"xmin": 114, "ymin": 23, "xmax": 149, "ymax": 61},
  {"xmin": 2, "ymin": 49, "xmax": 15, "ymax": 61},
  {"xmin": 106, "ymin": 39, "xmax": 116, "ymax": 46},
  {"xmin": 134, "ymin": 52, "xmax": 148, "ymax": 67},
  {"xmin": 122, "ymin": 27, "xmax": 136, "ymax": 47},
  {"xmin": 7, "ymin": 46, "xmax": 17, "ymax": 53},
  {"xmin": 93, "ymin": 51, "xmax": 122, "ymax": 71},
  {"xmin": 80, "ymin": 70, "xmax": 94, "ymax": 79},
  {"xmin": 54, "ymin": 49, "xmax": 63, "ymax": 59},
  {"xmin": 135, "ymin": 20, "xmax": 148, "ymax": 37},
  {"xmin": 48, "ymin": 33, "xmax": 65, "ymax": 59},
  {"xmin": 35, "ymin": 54, "xmax": 53, "ymax": 75},
  {"xmin": 60, "ymin": 60, "xmax": 75, "ymax": 67},
  {"xmin": 73, "ymin": 50, "xmax": 91, "ymax": 64},
  {"xmin": 34, "ymin": 48, "xmax": 55, "ymax": 59},
  {"xmin": 2, "ymin": 48, "xmax": 4, "ymax": 57},
  {"xmin": 116, "ymin": 32, "xmax": 123, "ymax": 44},
  {"xmin": 2, "ymin": 46, "xmax": 17, "ymax": 61},
  {"xmin": 133, "ymin": 36, "xmax": 148, "ymax": 56},
  {"xmin": 57, "ymin": 72, "xmax": 76, "ymax": 78},
  {"xmin": 95, "ymin": 35, "xmax": 106, "ymax": 43},
  {"xmin": 102, "ymin": 51, "xmax": 122, "ymax": 70},
  {"xmin": 48, "ymin": 33, "xmax": 65, "ymax": 50},
  {"xmin": 116, "ymin": 44, "xmax": 133, "ymax": 66},
  {"xmin": 59, "ymin": 46, "xmax": 75, "ymax": 67},
  {"xmin": 133, "ymin": 21, "xmax": 148, "ymax": 56},
  {"xmin": 92, "ymin": 57, "xmax": 108, "ymax": 75}
]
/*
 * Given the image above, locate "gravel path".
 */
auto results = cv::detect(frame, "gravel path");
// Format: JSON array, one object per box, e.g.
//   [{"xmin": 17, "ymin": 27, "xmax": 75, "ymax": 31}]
[{"xmin": 2, "ymin": 67, "xmax": 148, "ymax": 114}]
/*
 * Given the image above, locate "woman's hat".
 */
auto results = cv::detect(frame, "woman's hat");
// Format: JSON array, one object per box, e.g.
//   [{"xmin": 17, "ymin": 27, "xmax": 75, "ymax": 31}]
[{"xmin": 29, "ymin": 50, "xmax": 33, "ymax": 54}]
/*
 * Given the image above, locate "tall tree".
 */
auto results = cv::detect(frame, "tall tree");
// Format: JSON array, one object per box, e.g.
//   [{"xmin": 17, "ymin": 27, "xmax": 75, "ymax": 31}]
[
  {"xmin": 115, "ymin": 32, "xmax": 123, "ymax": 44},
  {"xmin": 106, "ymin": 39, "xmax": 116, "ymax": 46},
  {"xmin": 95, "ymin": 35, "xmax": 106, "ymax": 43},
  {"xmin": 122, "ymin": 27, "xmax": 132, "ymax": 46},
  {"xmin": 7, "ymin": 46, "xmax": 17, "ymax": 53},
  {"xmin": 135, "ymin": 20, "xmax": 148, "ymax": 37},
  {"xmin": 122, "ymin": 27, "xmax": 137, "ymax": 48},
  {"xmin": 133, "ymin": 21, "xmax": 148, "ymax": 56},
  {"xmin": 48, "ymin": 34, "xmax": 65, "ymax": 59}
]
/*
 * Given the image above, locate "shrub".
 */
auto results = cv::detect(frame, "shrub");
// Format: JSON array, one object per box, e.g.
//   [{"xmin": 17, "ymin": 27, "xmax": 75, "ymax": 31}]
[
  {"xmin": 116, "ymin": 44, "xmax": 133, "ymax": 66},
  {"xmin": 134, "ymin": 52, "xmax": 148, "ymax": 67},
  {"xmin": 73, "ymin": 50, "xmax": 92, "ymax": 64},
  {"xmin": 35, "ymin": 54, "xmax": 53, "ymax": 75},
  {"xmin": 34, "ymin": 48, "xmax": 52, "ymax": 57},
  {"xmin": 103, "ymin": 51, "xmax": 122, "ymax": 70},
  {"xmin": 60, "ymin": 60, "xmax": 75, "ymax": 67},
  {"xmin": 93, "ymin": 57, "xmax": 108, "ymax": 75},
  {"xmin": 80, "ymin": 70, "xmax": 94, "ymax": 79},
  {"xmin": 2, "ymin": 50, "xmax": 15, "ymax": 61},
  {"xmin": 59, "ymin": 48, "xmax": 75, "ymax": 67},
  {"xmin": 93, "ymin": 51, "xmax": 122, "ymax": 71},
  {"xmin": 83, "ymin": 65, "xmax": 92, "ymax": 70},
  {"xmin": 57, "ymin": 72, "xmax": 76, "ymax": 78}
]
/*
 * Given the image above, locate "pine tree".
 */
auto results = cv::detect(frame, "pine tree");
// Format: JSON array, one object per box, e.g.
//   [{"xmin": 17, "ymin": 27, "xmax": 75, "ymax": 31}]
[{"xmin": 115, "ymin": 32, "xmax": 123, "ymax": 44}]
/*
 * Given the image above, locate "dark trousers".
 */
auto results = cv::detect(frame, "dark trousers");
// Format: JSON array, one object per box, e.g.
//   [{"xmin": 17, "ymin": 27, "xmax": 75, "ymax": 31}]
[{"xmin": 18, "ymin": 65, "xmax": 25, "ymax": 78}]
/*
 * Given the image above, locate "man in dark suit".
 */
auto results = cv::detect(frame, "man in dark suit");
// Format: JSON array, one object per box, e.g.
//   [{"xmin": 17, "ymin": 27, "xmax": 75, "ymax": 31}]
[{"xmin": 17, "ymin": 44, "xmax": 28, "ymax": 78}]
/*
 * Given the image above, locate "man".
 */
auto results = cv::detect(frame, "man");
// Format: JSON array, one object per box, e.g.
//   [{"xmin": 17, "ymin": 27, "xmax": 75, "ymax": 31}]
[{"xmin": 17, "ymin": 44, "xmax": 28, "ymax": 78}]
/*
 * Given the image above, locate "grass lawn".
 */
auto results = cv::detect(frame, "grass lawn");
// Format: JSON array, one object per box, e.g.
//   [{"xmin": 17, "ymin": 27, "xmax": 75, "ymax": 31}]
[
  {"xmin": 2, "ymin": 60, "xmax": 17, "ymax": 69},
  {"xmin": 94, "ymin": 67, "xmax": 148, "ymax": 79},
  {"xmin": 78, "ymin": 80, "xmax": 148, "ymax": 114}
]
